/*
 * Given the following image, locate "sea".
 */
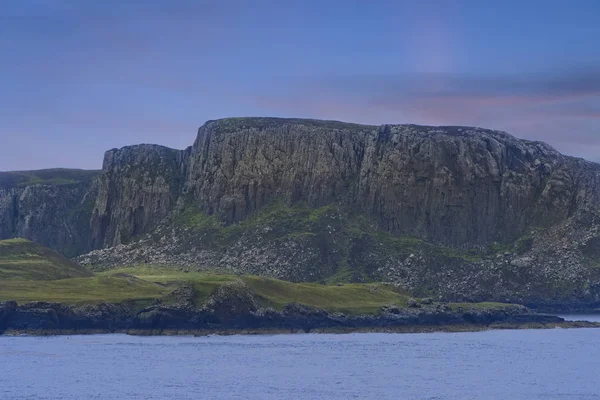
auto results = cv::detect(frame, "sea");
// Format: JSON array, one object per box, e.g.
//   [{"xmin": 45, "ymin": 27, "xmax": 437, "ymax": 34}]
[{"xmin": 1, "ymin": 314, "xmax": 599, "ymax": 400}]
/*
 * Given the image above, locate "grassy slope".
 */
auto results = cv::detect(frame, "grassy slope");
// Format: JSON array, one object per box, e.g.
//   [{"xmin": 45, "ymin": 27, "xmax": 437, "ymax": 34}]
[
  {"xmin": 0, "ymin": 275, "xmax": 166, "ymax": 304},
  {"xmin": 244, "ymin": 276, "xmax": 409, "ymax": 314},
  {"xmin": 0, "ymin": 262, "xmax": 512, "ymax": 313},
  {"xmin": 100, "ymin": 266, "xmax": 411, "ymax": 314},
  {"xmin": 100, "ymin": 267, "xmax": 411, "ymax": 314},
  {"xmin": 0, "ymin": 238, "xmax": 93, "ymax": 280},
  {"xmin": 0, "ymin": 168, "xmax": 100, "ymax": 188},
  {"xmin": 0, "ymin": 240, "xmax": 166, "ymax": 305},
  {"xmin": 102, "ymin": 266, "xmax": 510, "ymax": 314}
]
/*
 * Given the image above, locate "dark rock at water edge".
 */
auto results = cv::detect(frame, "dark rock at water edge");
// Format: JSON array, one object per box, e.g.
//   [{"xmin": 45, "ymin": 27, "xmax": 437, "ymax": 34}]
[{"xmin": 0, "ymin": 299, "xmax": 569, "ymax": 336}]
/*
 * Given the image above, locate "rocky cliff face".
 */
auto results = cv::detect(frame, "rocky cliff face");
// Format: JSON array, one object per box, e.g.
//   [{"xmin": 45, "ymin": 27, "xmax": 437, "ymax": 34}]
[
  {"xmin": 184, "ymin": 119, "xmax": 600, "ymax": 249},
  {"xmin": 3, "ymin": 117, "xmax": 600, "ymax": 305},
  {"xmin": 42, "ymin": 117, "xmax": 599, "ymax": 254},
  {"xmin": 0, "ymin": 171, "xmax": 99, "ymax": 257},
  {"xmin": 90, "ymin": 144, "xmax": 189, "ymax": 249}
]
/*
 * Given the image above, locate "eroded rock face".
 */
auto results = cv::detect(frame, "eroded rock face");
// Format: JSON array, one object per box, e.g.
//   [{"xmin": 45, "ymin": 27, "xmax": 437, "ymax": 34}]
[
  {"xmin": 3, "ymin": 117, "xmax": 600, "ymax": 305},
  {"xmin": 90, "ymin": 144, "xmax": 189, "ymax": 249},
  {"xmin": 4, "ymin": 118, "xmax": 599, "ymax": 255},
  {"xmin": 0, "ymin": 182, "xmax": 97, "ymax": 257},
  {"xmin": 71, "ymin": 118, "xmax": 600, "ymax": 305},
  {"xmin": 185, "ymin": 119, "xmax": 600, "ymax": 249}
]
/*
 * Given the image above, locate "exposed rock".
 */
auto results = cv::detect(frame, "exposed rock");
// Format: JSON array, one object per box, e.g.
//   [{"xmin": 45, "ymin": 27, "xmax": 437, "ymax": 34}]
[
  {"xmin": 202, "ymin": 280, "xmax": 258, "ymax": 318},
  {"xmin": 8, "ymin": 118, "xmax": 600, "ymax": 255},
  {"xmin": 6, "ymin": 302, "xmax": 75, "ymax": 330},
  {"xmin": 2, "ymin": 118, "xmax": 600, "ymax": 306},
  {"xmin": 165, "ymin": 284, "xmax": 196, "ymax": 310},
  {"xmin": 90, "ymin": 144, "xmax": 189, "ymax": 249},
  {"xmin": 0, "ymin": 182, "xmax": 98, "ymax": 257},
  {"xmin": 407, "ymin": 298, "xmax": 420, "ymax": 308},
  {"xmin": 0, "ymin": 299, "xmax": 572, "ymax": 335},
  {"xmin": 72, "ymin": 303, "xmax": 135, "ymax": 330},
  {"xmin": 381, "ymin": 304, "xmax": 401, "ymax": 314},
  {"xmin": 0, "ymin": 301, "xmax": 17, "ymax": 331},
  {"xmin": 186, "ymin": 119, "xmax": 599, "ymax": 249}
]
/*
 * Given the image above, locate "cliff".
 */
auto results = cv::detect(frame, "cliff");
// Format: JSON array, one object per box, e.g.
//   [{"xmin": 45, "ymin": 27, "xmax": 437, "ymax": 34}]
[
  {"xmin": 90, "ymin": 144, "xmax": 189, "ymax": 248},
  {"xmin": 89, "ymin": 118, "xmax": 599, "ymax": 251},
  {"xmin": 0, "ymin": 169, "xmax": 99, "ymax": 257},
  {"xmin": 3, "ymin": 118, "xmax": 600, "ymax": 306}
]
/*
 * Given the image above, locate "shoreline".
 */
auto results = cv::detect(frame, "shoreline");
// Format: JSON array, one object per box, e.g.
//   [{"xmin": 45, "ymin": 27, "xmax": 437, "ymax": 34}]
[
  {"xmin": 3, "ymin": 320, "xmax": 600, "ymax": 337},
  {"xmin": 4, "ymin": 297, "xmax": 600, "ymax": 338}
]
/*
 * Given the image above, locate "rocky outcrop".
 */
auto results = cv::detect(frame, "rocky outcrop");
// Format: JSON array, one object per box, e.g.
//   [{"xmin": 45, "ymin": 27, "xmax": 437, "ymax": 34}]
[
  {"xmin": 5, "ymin": 118, "xmax": 600, "ymax": 254},
  {"xmin": 415, "ymin": 212, "xmax": 600, "ymax": 308},
  {"xmin": 79, "ymin": 118, "xmax": 600, "ymax": 253},
  {"xmin": 202, "ymin": 280, "xmax": 258, "ymax": 317},
  {"xmin": 0, "ymin": 301, "xmax": 135, "ymax": 332},
  {"xmin": 185, "ymin": 119, "xmax": 600, "ymax": 249},
  {"xmin": 90, "ymin": 144, "xmax": 189, "ymax": 249},
  {"xmin": 0, "ymin": 180, "xmax": 98, "ymax": 257},
  {"xmin": 0, "ymin": 297, "xmax": 572, "ymax": 335},
  {"xmin": 76, "ymin": 118, "xmax": 600, "ymax": 306},
  {"xmin": 3, "ymin": 117, "xmax": 600, "ymax": 306}
]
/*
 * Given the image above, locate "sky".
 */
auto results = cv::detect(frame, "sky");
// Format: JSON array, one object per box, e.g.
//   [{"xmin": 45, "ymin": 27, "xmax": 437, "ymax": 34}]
[{"xmin": 1, "ymin": 0, "xmax": 600, "ymax": 170}]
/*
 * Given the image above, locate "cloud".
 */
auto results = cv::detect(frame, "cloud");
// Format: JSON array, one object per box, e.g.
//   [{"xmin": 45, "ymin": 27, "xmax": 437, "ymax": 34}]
[
  {"xmin": 251, "ymin": 68, "xmax": 600, "ymax": 160},
  {"xmin": 302, "ymin": 68, "xmax": 600, "ymax": 104}
]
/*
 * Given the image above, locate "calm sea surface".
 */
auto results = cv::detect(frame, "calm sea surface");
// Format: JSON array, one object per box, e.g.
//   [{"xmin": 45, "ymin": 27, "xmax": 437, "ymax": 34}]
[{"xmin": 1, "ymin": 321, "xmax": 600, "ymax": 400}]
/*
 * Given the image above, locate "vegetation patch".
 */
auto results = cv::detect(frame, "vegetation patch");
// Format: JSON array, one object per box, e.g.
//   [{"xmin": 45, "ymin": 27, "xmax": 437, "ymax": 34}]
[
  {"xmin": 242, "ymin": 276, "xmax": 409, "ymax": 314},
  {"xmin": 0, "ymin": 275, "xmax": 166, "ymax": 304},
  {"xmin": 0, "ymin": 261, "xmax": 518, "ymax": 315},
  {"xmin": 0, "ymin": 168, "xmax": 100, "ymax": 189},
  {"xmin": 0, "ymin": 238, "xmax": 93, "ymax": 280},
  {"xmin": 172, "ymin": 200, "xmax": 480, "ymax": 283},
  {"xmin": 100, "ymin": 266, "xmax": 410, "ymax": 314}
]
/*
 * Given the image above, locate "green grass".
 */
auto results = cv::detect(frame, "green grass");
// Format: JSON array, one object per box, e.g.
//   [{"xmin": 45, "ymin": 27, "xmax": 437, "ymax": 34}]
[
  {"xmin": 324, "ymin": 267, "xmax": 359, "ymax": 284},
  {"xmin": 0, "ymin": 275, "xmax": 166, "ymax": 304},
  {"xmin": 102, "ymin": 266, "xmax": 517, "ymax": 314},
  {"xmin": 99, "ymin": 265, "xmax": 234, "ymax": 284},
  {"xmin": 0, "ymin": 238, "xmax": 93, "ymax": 280},
  {"xmin": 175, "ymin": 206, "xmax": 223, "ymax": 232},
  {"xmin": 0, "ymin": 168, "xmax": 100, "ymax": 188},
  {"xmin": 102, "ymin": 266, "xmax": 409, "ymax": 314},
  {"xmin": 0, "ymin": 262, "xmax": 517, "ymax": 314},
  {"xmin": 100, "ymin": 266, "xmax": 239, "ymax": 306},
  {"xmin": 241, "ymin": 276, "xmax": 408, "ymax": 314}
]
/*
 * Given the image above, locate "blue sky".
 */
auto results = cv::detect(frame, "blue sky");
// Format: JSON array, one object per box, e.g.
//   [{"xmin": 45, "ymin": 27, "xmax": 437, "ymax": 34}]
[{"xmin": 1, "ymin": 0, "xmax": 599, "ymax": 170}]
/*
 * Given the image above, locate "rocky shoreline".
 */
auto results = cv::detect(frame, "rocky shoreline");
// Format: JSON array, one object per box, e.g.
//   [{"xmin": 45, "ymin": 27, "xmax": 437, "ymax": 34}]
[
  {"xmin": 2, "ymin": 299, "xmax": 596, "ymax": 337},
  {"xmin": 524, "ymin": 303, "xmax": 600, "ymax": 314}
]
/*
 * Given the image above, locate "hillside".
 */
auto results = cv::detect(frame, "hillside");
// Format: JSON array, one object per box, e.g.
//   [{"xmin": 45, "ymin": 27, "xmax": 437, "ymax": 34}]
[
  {"xmin": 0, "ymin": 240, "xmax": 583, "ymax": 333},
  {"xmin": 3, "ymin": 261, "xmax": 570, "ymax": 335},
  {"xmin": 0, "ymin": 264, "xmax": 414, "ymax": 314},
  {"xmin": 0, "ymin": 238, "xmax": 93, "ymax": 280}
]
